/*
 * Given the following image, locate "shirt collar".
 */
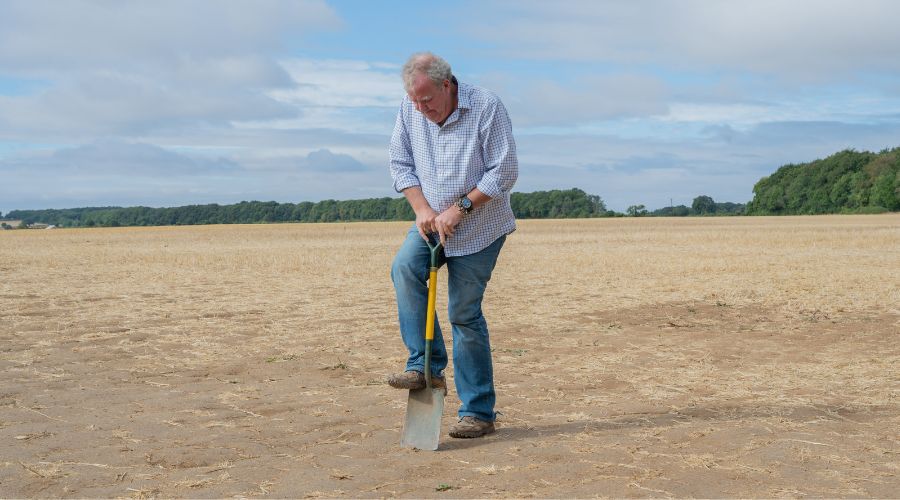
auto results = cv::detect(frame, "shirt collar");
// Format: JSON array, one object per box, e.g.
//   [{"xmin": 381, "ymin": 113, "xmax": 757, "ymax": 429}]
[
  {"xmin": 453, "ymin": 76, "xmax": 471, "ymax": 111},
  {"xmin": 437, "ymin": 76, "xmax": 468, "ymax": 127}
]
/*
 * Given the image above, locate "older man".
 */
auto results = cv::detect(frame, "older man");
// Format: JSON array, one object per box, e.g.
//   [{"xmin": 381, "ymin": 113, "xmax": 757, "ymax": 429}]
[{"xmin": 387, "ymin": 52, "xmax": 518, "ymax": 438}]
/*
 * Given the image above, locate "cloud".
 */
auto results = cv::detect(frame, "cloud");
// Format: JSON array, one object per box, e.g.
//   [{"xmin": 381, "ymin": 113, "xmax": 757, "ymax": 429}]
[
  {"xmin": 7, "ymin": 141, "xmax": 373, "ymax": 176},
  {"xmin": 249, "ymin": 58, "xmax": 403, "ymax": 134},
  {"xmin": 0, "ymin": 73, "xmax": 299, "ymax": 139},
  {"xmin": 503, "ymin": 74, "xmax": 670, "ymax": 126},
  {"xmin": 512, "ymin": 118, "xmax": 900, "ymax": 210},
  {"xmin": 0, "ymin": 0, "xmax": 340, "ymax": 73},
  {"xmin": 0, "ymin": 142, "xmax": 392, "ymax": 212},
  {"xmin": 9, "ymin": 140, "xmax": 238, "ymax": 175},
  {"xmin": 701, "ymin": 124, "xmax": 739, "ymax": 143},
  {"xmin": 512, "ymin": 133, "xmax": 765, "ymax": 209},
  {"xmin": 303, "ymin": 148, "xmax": 368, "ymax": 172},
  {"xmin": 274, "ymin": 59, "xmax": 400, "ymax": 108},
  {"xmin": 60, "ymin": 140, "xmax": 239, "ymax": 174},
  {"xmin": 0, "ymin": 141, "xmax": 243, "ymax": 211},
  {"xmin": 0, "ymin": 1, "xmax": 340, "ymax": 140},
  {"xmin": 468, "ymin": 0, "xmax": 900, "ymax": 81},
  {"xmin": 0, "ymin": 55, "xmax": 406, "ymax": 141},
  {"xmin": 731, "ymin": 121, "xmax": 900, "ymax": 156}
]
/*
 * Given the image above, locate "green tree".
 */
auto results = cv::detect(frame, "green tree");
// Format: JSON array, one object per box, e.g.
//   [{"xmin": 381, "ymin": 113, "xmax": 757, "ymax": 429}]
[
  {"xmin": 747, "ymin": 148, "xmax": 899, "ymax": 215},
  {"xmin": 673, "ymin": 205, "xmax": 691, "ymax": 216},
  {"xmin": 871, "ymin": 170, "xmax": 900, "ymax": 210},
  {"xmin": 692, "ymin": 195, "xmax": 716, "ymax": 215},
  {"xmin": 715, "ymin": 202, "xmax": 745, "ymax": 214},
  {"xmin": 510, "ymin": 188, "xmax": 606, "ymax": 218},
  {"xmin": 626, "ymin": 204, "xmax": 647, "ymax": 217}
]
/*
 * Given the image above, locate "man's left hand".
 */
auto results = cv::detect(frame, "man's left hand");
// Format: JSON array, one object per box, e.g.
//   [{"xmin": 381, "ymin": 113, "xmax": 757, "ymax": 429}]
[{"xmin": 433, "ymin": 206, "xmax": 463, "ymax": 247}]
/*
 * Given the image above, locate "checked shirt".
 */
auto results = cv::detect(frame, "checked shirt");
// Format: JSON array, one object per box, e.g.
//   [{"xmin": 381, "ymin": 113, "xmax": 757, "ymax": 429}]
[{"xmin": 389, "ymin": 80, "xmax": 518, "ymax": 257}]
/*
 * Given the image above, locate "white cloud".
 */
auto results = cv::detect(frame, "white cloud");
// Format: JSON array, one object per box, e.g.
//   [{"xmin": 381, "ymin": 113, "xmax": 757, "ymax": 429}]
[
  {"xmin": 513, "ymin": 118, "xmax": 900, "ymax": 211},
  {"xmin": 274, "ymin": 59, "xmax": 400, "ymax": 108},
  {"xmin": 53, "ymin": 140, "xmax": 239, "ymax": 174},
  {"xmin": 470, "ymin": 0, "xmax": 900, "ymax": 80},
  {"xmin": 664, "ymin": 103, "xmax": 778, "ymax": 127},
  {"xmin": 0, "ymin": 0, "xmax": 340, "ymax": 73},
  {"xmin": 303, "ymin": 148, "xmax": 368, "ymax": 172},
  {"xmin": 0, "ymin": 1, "xmax": 340, "ymax": 140},
  {"xmin": 0, "ymin": 72, "xmax": 298, "ymax": 139},
  {"xmin": 7, "ymin": 140, "xmax": 238, "ymax": 175},
  {"xmin": 237, "ymin": 58, "xmax": 404, "ymax": 134},
  {"xmin": 502, "ymin": 74, "xmax": 670, "ymax": 127},
  {"xmin": 238, "ymin": 147, "xmax": 373, "ymax": 173},
  {"xmin": 0, "ymin": 141, "xmax": 393, "ymax": 212}
]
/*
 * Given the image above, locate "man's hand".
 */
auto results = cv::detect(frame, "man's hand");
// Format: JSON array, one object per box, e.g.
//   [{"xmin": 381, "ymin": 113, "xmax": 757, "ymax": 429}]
[
  {"xmin": 414, "ymin": 207, "xmax": 440, "ymax": 241},
  {"xmin": 433, "ymin": 206, "xmax": 463, "ymax": 247},
  {"xmin": 401, "ymin": 187, "xmax": 440, "ymax": 242},
  {"xmin": 403, "ymin": 186, "xmax": 485, "ymax": 245}
]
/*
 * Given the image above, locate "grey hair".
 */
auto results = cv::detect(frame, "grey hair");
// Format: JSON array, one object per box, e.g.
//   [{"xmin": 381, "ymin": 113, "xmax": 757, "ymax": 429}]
[{"xmin": 401, "ymin": 52, "xmax": 452, "ymax": 91}]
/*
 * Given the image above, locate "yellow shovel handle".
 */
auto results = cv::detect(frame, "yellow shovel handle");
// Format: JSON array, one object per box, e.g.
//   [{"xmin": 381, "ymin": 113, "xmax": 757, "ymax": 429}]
[{"xmin": 425, "ymin": 267, "xmax": 438, "ymax": 341}]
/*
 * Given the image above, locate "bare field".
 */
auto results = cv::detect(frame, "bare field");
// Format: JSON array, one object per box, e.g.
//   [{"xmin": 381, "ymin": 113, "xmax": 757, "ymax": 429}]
[{"xmin": 1, "ymin": 215, "xmax": 898, "ymax": 498}]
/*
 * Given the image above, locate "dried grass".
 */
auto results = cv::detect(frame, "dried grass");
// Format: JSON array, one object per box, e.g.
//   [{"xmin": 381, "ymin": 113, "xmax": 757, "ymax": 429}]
[{"xmin": 1, "ymin": 215, "xmax": 898, "ymax": 497}]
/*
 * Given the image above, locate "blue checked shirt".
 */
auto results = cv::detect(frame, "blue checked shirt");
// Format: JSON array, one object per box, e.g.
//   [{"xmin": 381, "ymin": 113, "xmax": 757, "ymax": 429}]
[{"xmin": 389, "ymin": 80, "xmax": 518, "ymax": 257}]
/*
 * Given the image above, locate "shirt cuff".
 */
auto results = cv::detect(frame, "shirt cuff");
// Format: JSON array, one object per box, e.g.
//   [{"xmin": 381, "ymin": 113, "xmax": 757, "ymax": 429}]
[
  {"xmin": 476, "ymin": 178, "xmax": 505, "ymax": 199},
  {"xmin": 393, "ymin": 176, "xmax": 421, "ymax": 193}
]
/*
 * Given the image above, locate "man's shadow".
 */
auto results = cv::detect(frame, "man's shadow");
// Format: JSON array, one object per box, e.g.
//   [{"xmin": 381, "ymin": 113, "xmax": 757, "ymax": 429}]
[{"xmin": 438, "ymin": 401, "xmax": 879, "ymax": 451}]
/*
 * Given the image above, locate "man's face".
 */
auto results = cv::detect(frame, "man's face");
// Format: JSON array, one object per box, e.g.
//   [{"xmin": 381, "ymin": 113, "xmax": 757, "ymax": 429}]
[{"xmin": 408, "ymin": 73, "xmax": 454, "ymax": 124}]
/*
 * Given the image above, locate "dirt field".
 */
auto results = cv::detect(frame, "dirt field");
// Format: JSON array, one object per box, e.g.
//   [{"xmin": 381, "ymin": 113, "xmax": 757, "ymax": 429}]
[{"xmin": 1, "ymin": 215, "xmax": 898, "ymax": 498}]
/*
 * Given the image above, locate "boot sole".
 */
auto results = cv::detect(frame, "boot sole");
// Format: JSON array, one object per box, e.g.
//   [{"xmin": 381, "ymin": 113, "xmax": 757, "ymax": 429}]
[
  {"xmin": 387, "ymin": 376, "xmax": 445, "ymax": 391},
  {"xmin": 449, "ymin": 426, "xmax": 495, "ymax": 439},
  {"xmin": 387, "ymin": 380, "xmax": 425, "ymax": 390}
]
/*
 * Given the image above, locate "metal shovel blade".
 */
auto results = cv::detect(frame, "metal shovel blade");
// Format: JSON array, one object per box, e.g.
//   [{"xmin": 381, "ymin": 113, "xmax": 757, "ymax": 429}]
[{"xmin": 400, "ymin": 387, "xmax": 444, "ymax": 450}]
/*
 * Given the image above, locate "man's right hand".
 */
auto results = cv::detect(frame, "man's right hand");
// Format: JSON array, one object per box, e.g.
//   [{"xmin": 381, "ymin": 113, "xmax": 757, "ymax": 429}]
[
  {"xmin": 402, "ymin": 186, "xmax": 441, "ymax": 242},
  {"xmin": 414, "ymin": 207, "xmax": 440, "ymax": 241}
]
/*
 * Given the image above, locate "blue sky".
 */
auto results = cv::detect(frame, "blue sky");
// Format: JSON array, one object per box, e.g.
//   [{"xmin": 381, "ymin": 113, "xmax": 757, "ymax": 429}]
[{"xmin": 2, "ymin": 0, "xmax": 900, "ymax": 214}]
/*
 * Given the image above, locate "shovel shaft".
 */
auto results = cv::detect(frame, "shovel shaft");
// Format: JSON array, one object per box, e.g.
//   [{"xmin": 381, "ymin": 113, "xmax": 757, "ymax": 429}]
[
  {"xmin": 424, "ymin": 267, "xmax": 438, "ymax": 389},
  {"xmin": 425, "ymin": 268, "xmax": 438, "ymax": 341},
  {"xmin": 424, "ymin": 338, "xmax": 433, "ymax": 390}
]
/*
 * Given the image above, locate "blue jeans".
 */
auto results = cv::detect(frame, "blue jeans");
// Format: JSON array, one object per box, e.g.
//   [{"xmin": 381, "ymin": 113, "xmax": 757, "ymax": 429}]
[{"xmin": 391, "ymin": 227, "xmax": 506, "ymax": 422}]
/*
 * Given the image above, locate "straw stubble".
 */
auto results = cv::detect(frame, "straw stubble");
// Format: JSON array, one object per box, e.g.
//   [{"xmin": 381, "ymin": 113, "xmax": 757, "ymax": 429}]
[{"xmin": 0, "ymin": 215, "xmax": 897, "ymax": 497}]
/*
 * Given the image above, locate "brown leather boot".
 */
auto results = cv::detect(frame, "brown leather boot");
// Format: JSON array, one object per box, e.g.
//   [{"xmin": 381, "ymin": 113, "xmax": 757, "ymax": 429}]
[
  {"xmin": 387, "ymin": 371, "xmax": 446, "ymax": 393},
  {"xmin": 449, "ymin": 416, "xmax": 495, "ymax": 438}
]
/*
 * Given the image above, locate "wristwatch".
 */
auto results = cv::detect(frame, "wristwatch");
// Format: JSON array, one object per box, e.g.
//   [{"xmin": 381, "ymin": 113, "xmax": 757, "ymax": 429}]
[{"xmin": 455, "ymin": 195, "xmax": 473, "ymax": 215}]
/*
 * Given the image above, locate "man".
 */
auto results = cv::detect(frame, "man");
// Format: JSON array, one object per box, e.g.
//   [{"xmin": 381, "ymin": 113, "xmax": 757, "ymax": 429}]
[{"xmin": 387, "ymin": 52, "xmax": 518, "ymax": 439}]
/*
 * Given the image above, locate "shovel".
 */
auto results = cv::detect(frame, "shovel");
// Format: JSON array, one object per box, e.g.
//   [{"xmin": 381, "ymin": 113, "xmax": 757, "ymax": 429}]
[{"xmin": 400, "ymin": 237, "xmax": 445, "ymax": 451}]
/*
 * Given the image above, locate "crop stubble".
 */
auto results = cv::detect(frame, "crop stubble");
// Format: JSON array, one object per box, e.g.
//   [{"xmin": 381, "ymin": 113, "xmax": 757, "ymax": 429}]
[{"xmin": 1, "ymin": 215, "xmax": 898, "ymax": 497}]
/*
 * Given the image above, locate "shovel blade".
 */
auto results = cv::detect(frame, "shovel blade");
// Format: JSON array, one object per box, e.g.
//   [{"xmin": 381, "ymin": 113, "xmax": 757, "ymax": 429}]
[{"xmin": 400, "ymin": 388, "xmax": 445, "ymax": 450}]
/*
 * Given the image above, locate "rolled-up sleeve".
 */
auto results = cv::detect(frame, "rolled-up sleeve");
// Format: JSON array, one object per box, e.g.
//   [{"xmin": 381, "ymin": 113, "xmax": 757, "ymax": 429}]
[
  {"xmin": 389, "ymin": 105, "xmax": 420, "ymax": 193},
  {"xmin": 476, "ymin": 100, "xmax": 518, "ymax": 198}
]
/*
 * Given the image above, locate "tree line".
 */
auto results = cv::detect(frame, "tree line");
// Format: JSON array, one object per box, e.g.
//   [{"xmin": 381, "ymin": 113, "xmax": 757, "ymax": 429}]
[
  {"xmin": 4, "ymin": 147, "xmax": 897, "ymax": 228},
  {"xmin": 3, "ymin": 188, "xmax": 610, "ymax": 228},
  {"xmin": 626, "ymin": 197, "xmax": 746, "ymax": 217}
]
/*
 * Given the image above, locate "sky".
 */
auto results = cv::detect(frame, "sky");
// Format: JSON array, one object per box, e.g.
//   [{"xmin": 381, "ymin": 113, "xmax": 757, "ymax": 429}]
[{"xmin": 2, "ymin": 0, "xmax": 900, "ymax": 214}]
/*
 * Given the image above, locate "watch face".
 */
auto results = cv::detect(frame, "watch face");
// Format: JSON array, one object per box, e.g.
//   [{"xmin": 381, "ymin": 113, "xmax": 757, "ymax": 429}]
[{"xmin": 461, "ymin": 197, "xmax": 472, "ymax": 210}]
